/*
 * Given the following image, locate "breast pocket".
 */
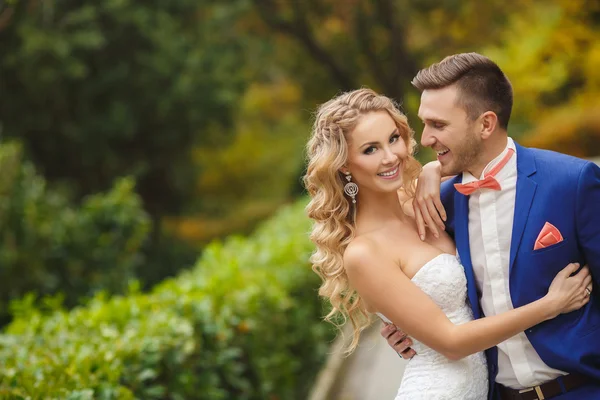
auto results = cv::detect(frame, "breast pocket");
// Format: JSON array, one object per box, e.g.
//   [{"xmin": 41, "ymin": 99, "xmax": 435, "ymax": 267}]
[
  {"xmin": 526, "ymin": 238, "xmax": 576, "ymax": 281},
  {"xmin": 531, "ymin": 239, "xmax": 568, "ymax": 255}
]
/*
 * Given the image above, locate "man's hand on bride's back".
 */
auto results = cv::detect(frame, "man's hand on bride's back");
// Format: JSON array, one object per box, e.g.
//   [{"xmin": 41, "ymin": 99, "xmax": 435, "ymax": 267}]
[
  {"xmin": 414, "ymin": 161, "xmax": 446, "ymax": 241},
  {"xmin": 380, "ymin": 323, "xmax": 416, "ymax": 359}
]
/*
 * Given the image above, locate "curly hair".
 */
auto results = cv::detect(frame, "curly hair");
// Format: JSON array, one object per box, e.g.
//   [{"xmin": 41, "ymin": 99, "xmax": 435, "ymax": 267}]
[{"xmin": 303, "ymin": 88, "xmax": 421, "ymax": 353}]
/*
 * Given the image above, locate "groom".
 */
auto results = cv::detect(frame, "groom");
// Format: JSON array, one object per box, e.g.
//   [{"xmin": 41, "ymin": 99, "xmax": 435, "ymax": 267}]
[{"xmin": 382, "ymin": 53, "xmax": 600, "ymax": 399}]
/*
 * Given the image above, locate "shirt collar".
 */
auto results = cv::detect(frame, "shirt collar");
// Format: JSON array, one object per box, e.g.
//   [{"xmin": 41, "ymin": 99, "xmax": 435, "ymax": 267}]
[{"xmin": 462, "ymin": 137, "xmax": 516, "ymax": 184}]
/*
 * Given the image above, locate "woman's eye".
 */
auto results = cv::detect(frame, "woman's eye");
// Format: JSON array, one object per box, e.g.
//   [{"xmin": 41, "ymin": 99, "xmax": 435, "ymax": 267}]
[
  {"xmin": 390, "ymin": 134, "xmax": 400, "ymax": 143},
  {"xmin": 364, "ymin": 146, "xmax": 376, "ymax": 155}
]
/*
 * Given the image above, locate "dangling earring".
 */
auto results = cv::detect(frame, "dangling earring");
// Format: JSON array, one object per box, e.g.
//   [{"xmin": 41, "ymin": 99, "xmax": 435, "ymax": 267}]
[{"xmin": 344, "ymin": 172, "xmax": 358, "ymax": 204}]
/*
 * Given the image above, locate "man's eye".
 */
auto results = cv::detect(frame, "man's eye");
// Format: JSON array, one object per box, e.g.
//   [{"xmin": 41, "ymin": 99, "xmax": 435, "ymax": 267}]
[{"xmin": 433, "ymin": 123, "xmax": 445, "ymax": 129}]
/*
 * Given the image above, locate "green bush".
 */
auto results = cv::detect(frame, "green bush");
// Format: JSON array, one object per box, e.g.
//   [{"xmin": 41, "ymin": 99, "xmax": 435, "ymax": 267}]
[
  {"xmin": 0, "ymin": 142, "xmax": 151, "ymax": 323},
  {"xmin": 0, "ymin": 200, "xmax": 333, "ymax": 399}
]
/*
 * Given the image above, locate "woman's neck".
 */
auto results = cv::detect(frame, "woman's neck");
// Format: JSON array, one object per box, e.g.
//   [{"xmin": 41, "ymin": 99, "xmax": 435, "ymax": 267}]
[{"xmin": 354, "ymin": 189, "xmax": 408, "ymax": 234}]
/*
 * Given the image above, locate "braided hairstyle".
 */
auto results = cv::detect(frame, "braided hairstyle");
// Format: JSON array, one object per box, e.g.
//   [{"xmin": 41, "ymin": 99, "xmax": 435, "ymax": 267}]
[{"xmin": 304, "ymin": 88, "xmax": 421, "ymax": 352}]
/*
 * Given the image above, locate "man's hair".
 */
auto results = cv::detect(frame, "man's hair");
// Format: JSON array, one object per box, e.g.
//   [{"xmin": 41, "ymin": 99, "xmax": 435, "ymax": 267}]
[{"xmin": 412, "ymin": 52, "xmax": 513, "ymax": 130}]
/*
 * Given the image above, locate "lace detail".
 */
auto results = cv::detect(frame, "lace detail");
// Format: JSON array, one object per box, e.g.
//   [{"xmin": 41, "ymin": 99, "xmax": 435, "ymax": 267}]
[{"xmin": 394, "ymin": 254, "xmax": 488, "ymax": 400}]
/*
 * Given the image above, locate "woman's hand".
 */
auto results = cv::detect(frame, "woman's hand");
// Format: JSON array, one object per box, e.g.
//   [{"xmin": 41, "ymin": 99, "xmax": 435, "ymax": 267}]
[
  {"xmin": 414, "ymin": 161, "xmax": 446, "ymax": 240},
  {"xmin": 545, "ymin": 263, "xmax": 593, "ymax": 319}
]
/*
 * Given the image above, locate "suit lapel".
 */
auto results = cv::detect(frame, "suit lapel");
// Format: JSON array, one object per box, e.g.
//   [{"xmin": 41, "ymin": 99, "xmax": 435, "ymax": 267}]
[
  {"xmin": 454, "ymin": 187, "xmax": 481, "ymax": 319},
  {"xmin": 509, "ymin": 144, "xmax": 538, "ymax": 271}
]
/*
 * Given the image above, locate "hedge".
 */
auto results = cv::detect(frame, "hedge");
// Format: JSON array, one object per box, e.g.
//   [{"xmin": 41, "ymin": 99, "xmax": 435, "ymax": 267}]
[
  {"xmin": 0, "ymin": 141, "xmax": 150, "ymax": 324},
  {"xmin": 0, "ymin": 200, "xmax": 333, "ymax": 399}
]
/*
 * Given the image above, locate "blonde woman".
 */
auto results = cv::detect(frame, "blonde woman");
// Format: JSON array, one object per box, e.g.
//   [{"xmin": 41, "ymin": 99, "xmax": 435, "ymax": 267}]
[{"xmin": 303, "ymin": 88, "xmax": 591, "ymax": 399}]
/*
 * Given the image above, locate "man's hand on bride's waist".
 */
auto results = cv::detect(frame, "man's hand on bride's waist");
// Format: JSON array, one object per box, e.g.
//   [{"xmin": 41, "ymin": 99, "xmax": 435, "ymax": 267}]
[{"xmin": 380, "ymin": 322, "xmax": 416, "ymax": 360}]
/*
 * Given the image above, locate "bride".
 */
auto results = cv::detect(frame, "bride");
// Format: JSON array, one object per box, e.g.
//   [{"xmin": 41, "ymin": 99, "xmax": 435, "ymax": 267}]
[{"xmin": 303, "ymin": 88, "xmax": 591, "ymax": 399}]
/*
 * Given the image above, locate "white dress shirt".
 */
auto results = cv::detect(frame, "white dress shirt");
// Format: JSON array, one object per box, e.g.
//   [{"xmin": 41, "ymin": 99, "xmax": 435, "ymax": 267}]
[{"xmin": 463, "ymin": 137, "xmax": 568, "ymax": 389}]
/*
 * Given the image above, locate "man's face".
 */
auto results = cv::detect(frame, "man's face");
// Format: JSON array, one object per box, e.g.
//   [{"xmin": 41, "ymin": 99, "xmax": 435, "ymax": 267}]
[{"xmin": 417, "ymin": 85, "xmax": 482, "ymax": 177}]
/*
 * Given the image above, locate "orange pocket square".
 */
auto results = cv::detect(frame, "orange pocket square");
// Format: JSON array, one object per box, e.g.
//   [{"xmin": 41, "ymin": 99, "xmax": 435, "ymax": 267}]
[{"xmin": 534, "ymin": 222, "xmax": 564, "ymax": 250}]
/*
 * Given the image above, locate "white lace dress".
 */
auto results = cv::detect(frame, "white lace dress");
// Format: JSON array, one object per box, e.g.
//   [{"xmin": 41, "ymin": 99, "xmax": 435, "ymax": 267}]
[{"xmin": 392, "ymin": 253, "xmax": 488, "ymax": 400}]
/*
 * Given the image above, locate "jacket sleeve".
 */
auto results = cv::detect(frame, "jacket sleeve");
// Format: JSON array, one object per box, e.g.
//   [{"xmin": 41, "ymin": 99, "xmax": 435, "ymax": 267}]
[
  {"xmin": 575, "ymin": 161, "xmax": 600, "ymax": 281},
  {"xmin": 440, "ymin": 177, "xmax": 460, "ymax": 239}
]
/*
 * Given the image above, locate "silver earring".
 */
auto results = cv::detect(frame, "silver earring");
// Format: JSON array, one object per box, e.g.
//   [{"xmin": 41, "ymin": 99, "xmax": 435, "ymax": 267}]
[{"xmin": 344, "ymin": 172, "xmax": 358, "ymax": 204}]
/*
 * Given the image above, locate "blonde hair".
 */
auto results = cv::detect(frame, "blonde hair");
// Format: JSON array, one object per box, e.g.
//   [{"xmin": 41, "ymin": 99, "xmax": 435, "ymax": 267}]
[{"xmin": 303, "ymin": 88, "xmax": 421, "ymax": 353}]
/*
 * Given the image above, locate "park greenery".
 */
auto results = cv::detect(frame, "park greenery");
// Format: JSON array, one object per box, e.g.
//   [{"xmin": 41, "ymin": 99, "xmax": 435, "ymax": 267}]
[
  {"xmin": 0, "ymin": 0, "xmax": 599, "ymax": 397},
  {"xmin": 0, "ymin": 201, "xmax": 331, "ymax": 399}
]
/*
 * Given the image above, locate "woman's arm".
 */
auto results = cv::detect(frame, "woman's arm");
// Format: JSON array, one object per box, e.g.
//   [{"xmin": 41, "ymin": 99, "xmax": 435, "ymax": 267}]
[
  {"xmin": 413, "ymin": 161, "xmax": 453, "ymax": 240},
  {"xmin": 344, "ymin": 239, "xmax": 591, "ymax": 361}
]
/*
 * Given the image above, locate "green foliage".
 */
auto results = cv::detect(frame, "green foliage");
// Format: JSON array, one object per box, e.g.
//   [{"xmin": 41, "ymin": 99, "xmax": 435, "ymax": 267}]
[
  {"xmin": 0, "ymin": 141, "xmax": 150, "ymax": 323},
  {"xmin": 239, "ymin": 0, "xmax": 525, "ymax": 109},
  {"xmin": 0, "ymin": 0, "xmax": 244, "ymax": 217},
  {"xmin": 196, "ymin": 80, "xmax": 309, "ymax": 217},
  {"xmin": 169, "ymin": 79, "xmax": 311, "ymax": 245},
  {"xmin": 0, "ymin": 1, "xmax": 259, "ymax": 281},
  {"xmin": 0, "ymin": 200, "xmax": 333, "ymax": 399},
  {"xmin": 484, "ymin": 0, "xmax": 600, "ymax": 155}
]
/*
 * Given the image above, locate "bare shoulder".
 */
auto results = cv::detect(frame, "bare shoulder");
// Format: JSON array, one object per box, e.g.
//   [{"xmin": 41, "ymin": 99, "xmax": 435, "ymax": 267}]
[
  {"xmin": 343, "ymin": 236, "xmax": 381, "ymax": 273},
  {"xmin": 343, "ymin": 234, "xmax": 406, "ymax": 281}
]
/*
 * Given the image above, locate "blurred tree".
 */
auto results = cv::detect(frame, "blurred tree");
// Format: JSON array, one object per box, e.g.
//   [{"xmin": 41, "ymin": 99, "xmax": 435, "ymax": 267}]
[
  {"xmin": 0, "ymin": 1, "xmax": 254, "ymax": 283},
  {"xmin": 0, "ymin": 0, "xmax": 244, "ymax": 219},
  {"xmin": 485, "ymin": 0, "xmax": 600, "ymax": 156},
  {"xmin": 244, "ymin": 0, "xmax": 526, "ymax": 108},
  {"xmin": 168, "ymin": 78, "xmax": 309, "ymax": 244}
]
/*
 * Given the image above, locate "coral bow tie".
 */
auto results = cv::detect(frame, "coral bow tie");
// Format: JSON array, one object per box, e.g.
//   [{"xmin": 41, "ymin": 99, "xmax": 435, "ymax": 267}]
[
  {"xmin": 454, "ymin": 175, "xmax": 501, "ymax": 195},
  {"xmin": 454, "ymin": 148, "xmax": 515, "ymax": 196}
]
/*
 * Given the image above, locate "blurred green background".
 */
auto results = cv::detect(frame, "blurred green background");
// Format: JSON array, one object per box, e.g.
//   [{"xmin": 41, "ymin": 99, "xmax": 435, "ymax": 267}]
[{"xmin": 1, "ymin": 0, "xmax": 599, "ymax": 398}]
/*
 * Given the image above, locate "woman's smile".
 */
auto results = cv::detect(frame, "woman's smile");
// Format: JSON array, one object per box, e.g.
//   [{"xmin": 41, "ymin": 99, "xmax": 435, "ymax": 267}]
[{"xmin": 377, "ymin": 164, "xmax": 401, "ymax": 180}]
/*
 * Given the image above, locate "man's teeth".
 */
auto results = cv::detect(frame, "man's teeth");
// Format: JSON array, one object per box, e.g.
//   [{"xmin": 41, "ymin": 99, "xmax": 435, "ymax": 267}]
[
  {"xmin": 437, "ymin": 150, "xmax": 449, "ymax": 156},
  {"xmin": 378, "ymin": 167, "xmax": 398, "ymax": 177}
]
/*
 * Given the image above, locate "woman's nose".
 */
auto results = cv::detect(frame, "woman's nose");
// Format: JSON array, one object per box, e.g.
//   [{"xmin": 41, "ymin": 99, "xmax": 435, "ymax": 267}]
[{"xmin": 382, "ymin": 147, "xmax": 398, "ymax": 164}]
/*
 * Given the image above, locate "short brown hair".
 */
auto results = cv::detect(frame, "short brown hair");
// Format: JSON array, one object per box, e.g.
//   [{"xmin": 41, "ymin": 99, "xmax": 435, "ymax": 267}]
[{"xmin": 412, "ymin": 53, "xmax": 513, "ymax": 130}]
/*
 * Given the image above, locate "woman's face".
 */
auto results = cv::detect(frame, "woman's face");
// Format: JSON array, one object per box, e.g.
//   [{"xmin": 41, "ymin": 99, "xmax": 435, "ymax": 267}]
[{"xmin": 344, "ymin": 110, "xmax": 408, "ymax": 194}]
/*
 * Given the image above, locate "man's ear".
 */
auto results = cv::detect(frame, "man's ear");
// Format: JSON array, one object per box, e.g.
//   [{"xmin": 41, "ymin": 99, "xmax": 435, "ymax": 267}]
[{"xmin": 480, "ymin": 111, "xmax": 498, "ymax": 139}]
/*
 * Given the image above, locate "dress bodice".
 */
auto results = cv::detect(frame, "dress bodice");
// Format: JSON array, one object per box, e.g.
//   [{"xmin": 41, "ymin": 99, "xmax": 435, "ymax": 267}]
[
  {"xmin": 407, "ymin": 253, "xmax": 473, "ymax": 355},
  {"xmin": 387, "ymin": 253, "xmax": 488, "ymax": 400}
]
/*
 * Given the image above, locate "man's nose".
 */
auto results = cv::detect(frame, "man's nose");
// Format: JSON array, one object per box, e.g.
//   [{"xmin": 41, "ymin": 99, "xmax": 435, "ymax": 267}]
[{"xmin": 421, "ymin": 128, "xmax": 435, "ymax": 148}]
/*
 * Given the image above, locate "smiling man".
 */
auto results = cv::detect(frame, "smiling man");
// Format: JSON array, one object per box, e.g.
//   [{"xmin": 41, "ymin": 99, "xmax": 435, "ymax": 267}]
[{"xmin": 382, "ymin": 53, "xmax": 600, "ymax": 400}]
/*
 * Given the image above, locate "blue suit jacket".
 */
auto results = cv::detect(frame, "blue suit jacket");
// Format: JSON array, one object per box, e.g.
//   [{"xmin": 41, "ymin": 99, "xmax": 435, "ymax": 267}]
[{"xmin": 440, "ymin": 143, "xmax": 600, "ymax": 398}]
